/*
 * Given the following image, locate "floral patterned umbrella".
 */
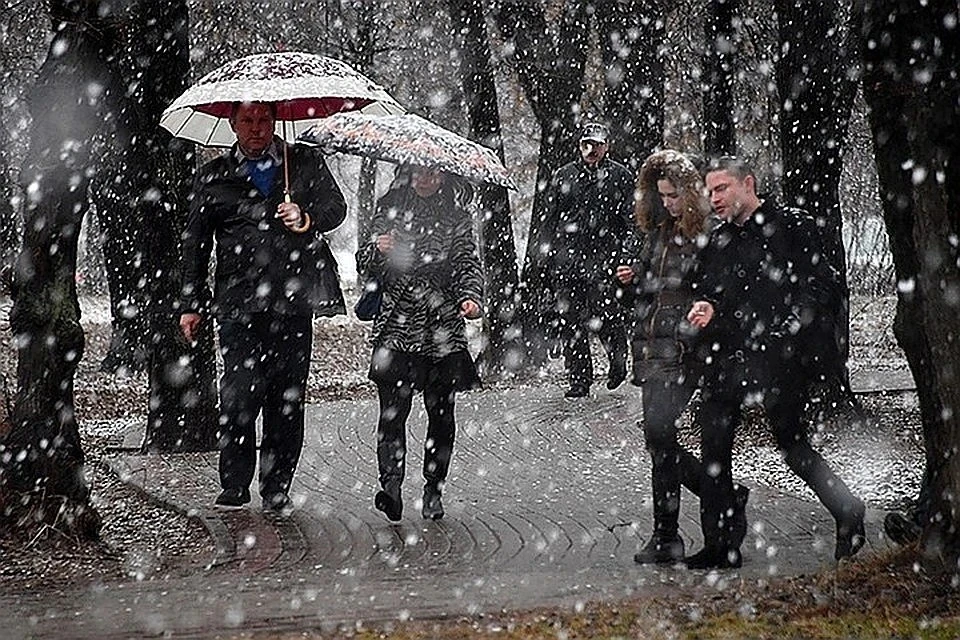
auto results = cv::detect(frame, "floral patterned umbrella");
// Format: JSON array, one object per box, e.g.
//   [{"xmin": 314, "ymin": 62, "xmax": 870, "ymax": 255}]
[
  {"xmin": 160, "ymin": 52, "xmax": 404, "ymax": 147},
  {"xmin": 298, "ymin": 112, "xmax": 516, "ymax": 189}
]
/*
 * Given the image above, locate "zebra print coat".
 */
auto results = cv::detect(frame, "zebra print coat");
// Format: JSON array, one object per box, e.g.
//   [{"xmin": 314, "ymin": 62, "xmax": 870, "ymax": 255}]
[{"xmin": 356, "ymin": 182, "xmax": 483, "ymax": 360}]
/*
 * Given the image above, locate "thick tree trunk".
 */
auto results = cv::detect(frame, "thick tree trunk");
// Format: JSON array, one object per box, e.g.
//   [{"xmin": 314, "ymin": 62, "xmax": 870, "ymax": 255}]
[
  {"xmin": 127, "ymin": 0, "xmax": 218, "ymax": 452},
  {"xmin": 92, "ymin": 154, "xmax": 150, "ymax": 373},
  {"xmin": 0, "ymin": 1, "xmax": 121, "ymax": 538},
  {"xmin": 0, "ymin": 100, "xmax": 15, "ymax": 295},
  {"xmin": 495, "ymin": 0, "xmax": 590, "ymax": 367},
  {"xmin": 445, "ymin": 0, "xmax": 522, "ymax": 378},
  {"xmin": 776, "ymin": 0, "xmax": 860, "ymax": 382},
  {"xmin": 861, "ymin": 0, "xmax": 960, "ymax": 566},
  {"xmin": 596, "ymin": 0, "xmax": 665, "ymax": 169},
  {"xmin": 702, "ymin": 0, "xmax": 739, "ymax": 155}
]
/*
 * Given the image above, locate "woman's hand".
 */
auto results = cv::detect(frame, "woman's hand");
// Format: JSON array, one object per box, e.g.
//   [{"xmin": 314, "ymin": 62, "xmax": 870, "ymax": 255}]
[
  {"xmin": 615, "ymin": 265, "xmax": 635, "ymax": 284},
  {"xmin": 460, "ymin": 299, "xmax": 482, "ymax": 319},
  {"xmin": 375, "ymin": 232, "xmax": 395, "ymax": 254},
  {"xmin": 687, "ymin": 300, "xmax": 715, "ymax": 328}
]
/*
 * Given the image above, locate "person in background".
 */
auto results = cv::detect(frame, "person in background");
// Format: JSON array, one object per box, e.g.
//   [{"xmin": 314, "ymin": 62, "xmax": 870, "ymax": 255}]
[
  {"xmin": 618, "ymin": 150, "xmax": 748, "ymax": 565},
  {"xmin": 356, "ymin": 166, "xmax": 483, "ymax": 522},
  {"xmin": 180, "ymin": 101, "xmax": 347, "ymax": 514},
  {"xmin": 542, "ymin": 122, "xmax": 635, "ymax": 398},
  {"xmin": 685, "ymin": 156, "xmax": 865, "ymax": 569}
]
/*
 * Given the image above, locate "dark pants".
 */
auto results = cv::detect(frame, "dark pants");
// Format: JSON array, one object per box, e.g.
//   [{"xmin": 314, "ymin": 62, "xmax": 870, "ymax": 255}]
[
  {"xmin": 217, "ymin": 313, "xmax": 312, "ymax": 496},
  {"xmin": 698, "ymin": 357, "xmax": 861, "ymax": 550},
  {"xmin": 641, "ymin": 375, "xmax": 701, "ymax": 538},
  {"xmin": 556, "ymin": 280, "xmax": 627, "ymax": 389},
  {"xmin": 375, "ymin": 381, "xmax": 457, "ymax": 492}
]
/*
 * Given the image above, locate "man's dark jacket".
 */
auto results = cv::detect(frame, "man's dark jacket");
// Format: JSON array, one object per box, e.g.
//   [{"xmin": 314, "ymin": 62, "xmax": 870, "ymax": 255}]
[
  {"xmin": 181, "ymin": 144, "xmax": 347, "ymax": 319},
  {"xmin": 544, "ymin": 156, "xmax": 636, "ymax": 284},
  {"xmin": 692, "ymin": 198, "xmax": 842, "ymax": 383}
]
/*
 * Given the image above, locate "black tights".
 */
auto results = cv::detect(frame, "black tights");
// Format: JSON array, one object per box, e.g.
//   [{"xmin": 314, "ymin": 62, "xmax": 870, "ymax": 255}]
[{"xmin": 375, "ymin": 382, "xmax": 457, "ymax": 492}]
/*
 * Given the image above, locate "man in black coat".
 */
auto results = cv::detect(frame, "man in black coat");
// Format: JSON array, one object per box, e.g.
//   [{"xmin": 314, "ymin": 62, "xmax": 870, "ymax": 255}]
[
  {"xmin": 543, "ymin": 122, "xmax": 634, "ymax": 398},
  {"xmin": 179, "ymin": 101, "xmax": 347, "ymax": 513},
  {"xmin": 685, "ymin": 156, "xmax": 865, "ymax": 569}
]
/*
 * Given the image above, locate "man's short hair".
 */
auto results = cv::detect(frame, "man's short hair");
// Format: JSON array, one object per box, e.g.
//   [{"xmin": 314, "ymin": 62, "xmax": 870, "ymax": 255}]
[
  {"xmin": 580, "ymin": 122, "xmax": 609, "ymax": 144},
  {"xmin": 229, "ymin": 101, "xmax": 278, "ymax": 121},
  {"xmin": 705, "ymin": 155, "xmax": 755, "ymax": 182}
]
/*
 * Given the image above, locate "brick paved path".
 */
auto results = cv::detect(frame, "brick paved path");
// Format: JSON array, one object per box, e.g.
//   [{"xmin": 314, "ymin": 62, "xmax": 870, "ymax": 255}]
[{"xmin": 7, "ymin": 381, "xmax": 902, "ymax": 639}]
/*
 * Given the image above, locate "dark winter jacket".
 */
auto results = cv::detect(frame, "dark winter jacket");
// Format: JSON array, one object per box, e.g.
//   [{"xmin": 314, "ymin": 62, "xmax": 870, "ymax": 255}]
[
  {"xmin": 356, "ymin": 181, "xmax": 483, "ymax": 359},
  {"xmin": 180, "ymin": 143, "xmax": 347, "ymax": 319},
  {"xmin": 692, "ymin": 198, "xmax": 842, "ymax": 381},
  {"xmin": 544, "ymin": 156, "xmax": 636, "ymax": 286},
  {"xmin": 629, "ymin": 219, "xmax": 709, "ymax": 383}
]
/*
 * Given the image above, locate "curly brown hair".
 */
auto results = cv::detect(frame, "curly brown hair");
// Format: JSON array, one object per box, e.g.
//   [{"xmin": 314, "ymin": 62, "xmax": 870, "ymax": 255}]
[{"xmin": 635, "ymin": 150, "xmax": 710, "ymax": 239}]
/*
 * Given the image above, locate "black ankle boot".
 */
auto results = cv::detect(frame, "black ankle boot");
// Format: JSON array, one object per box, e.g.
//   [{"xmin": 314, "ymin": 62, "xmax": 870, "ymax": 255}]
[
  {"xmin": 375, "ymin": 483, "xmax": 403, "ymax": 522},
  {"xmin": 633, "ymin": 533, "xmax": 685, "ymax": 565},
  {"xmin": 421, "ymin": 486, "xmax": 444, "ymax": 520},
  {"xmin": 835, "ymin": 501, "xmax": 866, "ymax": 560},
  {"xmin": 683, "ymin": 545, "xmax": 742, "ymax": 570}
]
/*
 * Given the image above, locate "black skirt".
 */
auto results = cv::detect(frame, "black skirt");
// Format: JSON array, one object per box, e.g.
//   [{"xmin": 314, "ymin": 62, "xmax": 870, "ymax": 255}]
[{"xmin": 368, "ymin": 348, "xmax": 481, "ymax": 392}]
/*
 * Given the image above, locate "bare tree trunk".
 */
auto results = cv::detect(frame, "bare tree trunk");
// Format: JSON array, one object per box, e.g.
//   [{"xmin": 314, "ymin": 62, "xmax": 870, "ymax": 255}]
[
  {"xmin": 596, "ymin": 0, "xmax": 665, "ymax": 169},
  {"xmin": 0, "ymin": 102, "xmax": 15, "ymax": 295},
  {"xmin": 0, "ymin": 0, "xmax": 123, "ymax": 538},
  {"xmin": 92, "ymin": 152, "xmax": 150, "ymax": 373},
  {"xmin": 127, "ymin": 0, "xmax": 218, "ymax": 452},
  {"xmin": 776, "ymin": 0, "xmax": 860, "ymax": 386},
  {"xmin": 861, "ymin": 0, "xmax": 960, "ymax": 567},
  {"xmin": 702, "ymin": 0, "xmax": 739, "ymax": 155},
  {"xmin": 445, "ymin": 0, "xmax": 522, "ymax": 378},
  {"xmin": 495, "ymin": 0, "xmax": 590, "ymax": 367}
]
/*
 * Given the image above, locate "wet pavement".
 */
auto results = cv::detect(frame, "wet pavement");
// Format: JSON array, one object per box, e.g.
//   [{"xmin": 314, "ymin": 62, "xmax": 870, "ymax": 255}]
[{"xmin": 5, "ymin": 370, "xmax": 915, "ymax": 639}]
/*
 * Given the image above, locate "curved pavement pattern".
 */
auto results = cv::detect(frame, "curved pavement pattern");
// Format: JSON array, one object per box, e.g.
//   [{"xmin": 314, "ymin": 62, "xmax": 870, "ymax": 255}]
[{"xmin": 8, "ymin": 378, "xmax": 909, "ymax": 640}]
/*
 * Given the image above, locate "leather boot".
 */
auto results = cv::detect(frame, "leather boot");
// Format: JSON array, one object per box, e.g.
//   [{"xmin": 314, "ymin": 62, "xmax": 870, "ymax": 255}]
[
  {"xmin": 421, "ymin": 485, "xmax": 444, "ymax": 520},
  {"xmin": 835, "ymin": 499, "xmax": 866, "ymax": 560},
  {"xmin": 634, "ymin": 533, "xmax": 685, "ymax": 564},
  {"xmin": 375, "ymin": 480, "xmax": 403, "ymax": 522}
]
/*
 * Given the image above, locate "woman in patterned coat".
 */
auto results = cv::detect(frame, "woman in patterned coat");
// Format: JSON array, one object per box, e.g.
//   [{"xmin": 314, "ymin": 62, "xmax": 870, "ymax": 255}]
[
  {"xmin": 356, "ymin": 166, "xmax": 484, "ymax": 522},
  {"xmin": 616, "ymin": 150, "xmax": 748, "ymax": 564}
]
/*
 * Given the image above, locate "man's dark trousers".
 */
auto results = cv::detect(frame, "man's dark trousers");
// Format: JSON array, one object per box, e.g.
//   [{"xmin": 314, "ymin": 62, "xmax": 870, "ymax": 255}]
[
  {"xmin": 217, "ymin": 313, "xmax": 312, "ymax": 496},
  {"xmin": 698, "ymin": 353, "xmax": 861, "ymax": 550},
  {"xmin": 557, "ymin": 278, "xmax": 627, "ymax": 390}
]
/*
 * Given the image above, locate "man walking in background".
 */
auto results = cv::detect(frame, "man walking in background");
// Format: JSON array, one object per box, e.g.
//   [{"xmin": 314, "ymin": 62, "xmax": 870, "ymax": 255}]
[{"xmin": 543, "ymin": 122, "xmax": 635, "ymax": 398}]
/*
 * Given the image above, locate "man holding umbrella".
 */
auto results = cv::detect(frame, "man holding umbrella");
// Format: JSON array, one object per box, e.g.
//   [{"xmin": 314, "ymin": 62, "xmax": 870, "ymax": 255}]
[{"xmin": 179, "ymin": 100, "xmax": 347, "ymax": 513}]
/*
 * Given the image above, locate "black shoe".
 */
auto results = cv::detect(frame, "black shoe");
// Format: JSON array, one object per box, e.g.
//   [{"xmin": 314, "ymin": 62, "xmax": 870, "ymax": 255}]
[
  {"xmin": 835, "ymin": 501, "xmax": 866, "ymax": 560},
  {"xmin": 683, "ymin": 546, "xmax": 742, "ymax": 570},
  {"xmin": 375, "ymin": 485, "xmax": 403, "ymax": 522},
  {"xmin": 421, "ymin": 487, "xmax": 444, "ymax": 520},
  {"xmin": 564, "ymin": 385, "xmax": 589, "ymax": 398},
  {"xmin": 633, "ymin": 534, "xmax": 685, "ymax": 565},
  {"xmin": 731, "ymin": 484, "xmax": 750, "ymax": 548},
  {"xmin": 262, "ymin": 491, "xmax": 293, "ymax": 515},
  {"xmin": 215, "ymin": 487, "xmax": 251, "ymax": 509},
  {"xmin": 606, "ymin": 363, "xmax": 627, "ymax": 390},
  {"xmin": 883, "ymin": 512, "xmax": 921, "ymax": 546}
]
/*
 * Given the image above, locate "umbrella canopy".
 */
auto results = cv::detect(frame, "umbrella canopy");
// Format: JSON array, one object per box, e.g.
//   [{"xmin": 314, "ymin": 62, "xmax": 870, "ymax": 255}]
[
  {"xmin": 160, "ymin": 52, "xmax": 404, "ymax": 147},
  {"xmin": 298, "ymin": 112, "xmax": 516, "ymax": 189}
]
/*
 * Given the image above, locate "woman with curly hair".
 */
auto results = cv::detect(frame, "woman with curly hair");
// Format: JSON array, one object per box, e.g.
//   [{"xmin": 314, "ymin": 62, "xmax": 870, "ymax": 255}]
[{"xmin": 616, "ymin": 150, "xmax": 747, "ymax": 564}]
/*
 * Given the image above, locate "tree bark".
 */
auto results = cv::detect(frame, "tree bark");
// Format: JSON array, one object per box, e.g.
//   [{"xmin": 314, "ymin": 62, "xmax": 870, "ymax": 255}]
[
  {"xmin": 495, "ymin": 0, "xmax": 590, "ymax": 366},
  {"xmin": 126, "ymin": 0, "xmax": 219, "ymax": 452},
  {"xmin": 445, "ymin": 0, "xmax": 522, "ymax": 378},
  {"xmin": 702, "ymin": 0, "xmax": 739, "ymax": 155},
  {"xmin": 860, "ymin": 0, "xmax": 960, "ymax": 566},
  {"xmin": 595, "ymin": 0, "xmax": 665, "ymax": 169},
  {"xmin": 776, "ymin": 0, "xmax": 860, "ymax": 379},
  {"xmin": 0, "ymin": 0, "xmax": 123, "ymax": 538}
]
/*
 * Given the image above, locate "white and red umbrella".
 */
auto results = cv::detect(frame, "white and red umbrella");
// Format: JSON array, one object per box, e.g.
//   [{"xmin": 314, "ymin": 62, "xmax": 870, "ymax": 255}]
[
  {"xmin": 298, "ymin": 112, "xmax": 516, "ymax": 189},
  {"xmin": 161, "ymin": 52, "xmax": 404, "ymax": 147}
]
